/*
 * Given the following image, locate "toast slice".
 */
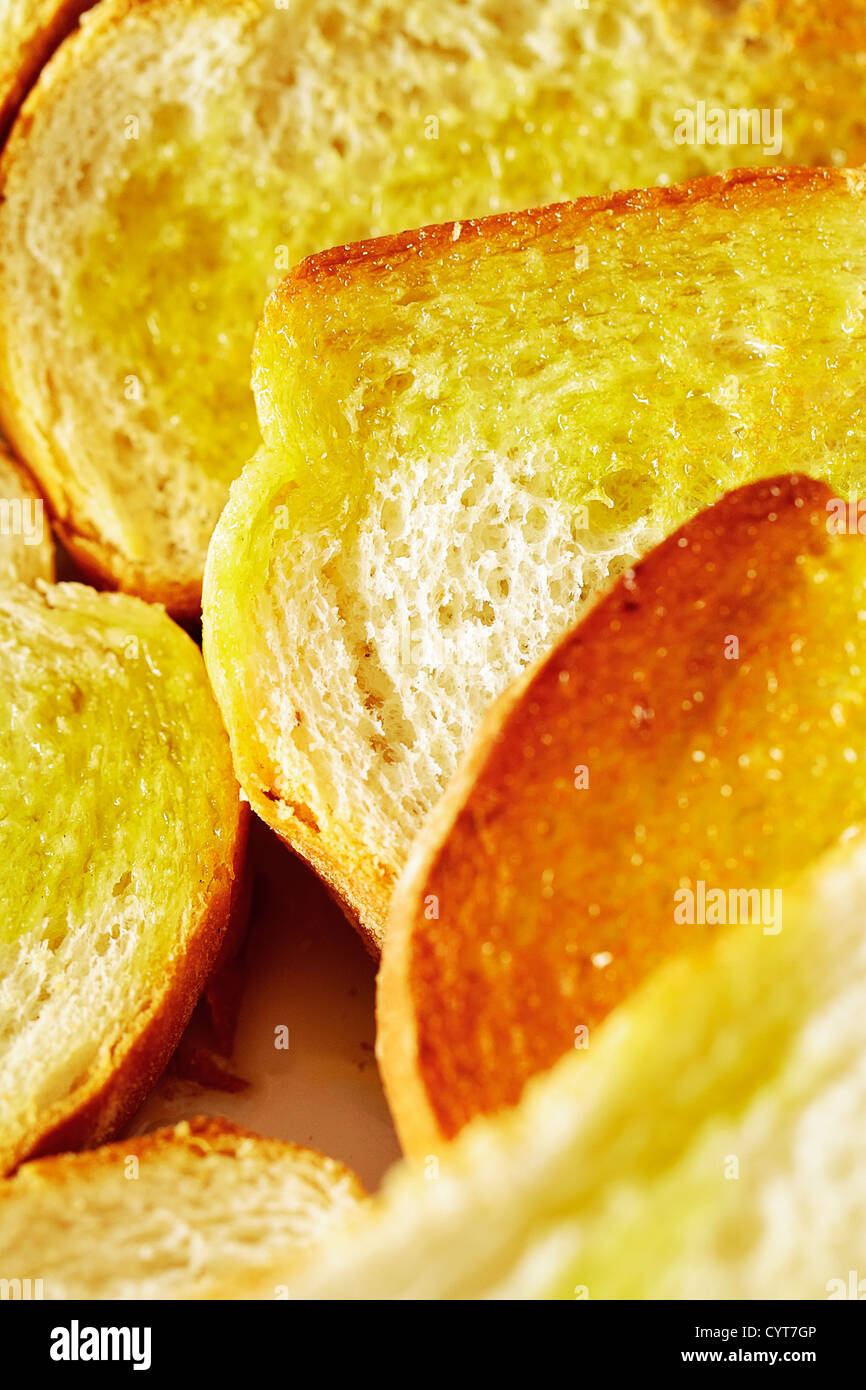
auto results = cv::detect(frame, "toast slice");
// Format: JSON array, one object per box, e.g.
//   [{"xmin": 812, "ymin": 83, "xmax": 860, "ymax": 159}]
[
  {"xmin": 218, "ymin": 830, "xmax": 866, "ymax": 1300},
  {"xmin": 378, "ymin": 475, "xmax": 866, "ymax": 1151},
  {"xmin": 204, "ymin": 168, "xmax": 866, "ymax": 950},
  {"xmin": 0, "ymin": 582, "xmax": 247, "ymax": 1175},
  {"xmin": 0, "ymin": 1117, "xmax": 364, "ymax": 1299},
  {"xmin": 0, "ymin": 1, "xmax": 92, "ymax": 142},
  {"xmin": 0, "ymin": 441, "xmax": 53, "ymax": 584},
  {"xmin": 2, "ymin": 3, "xmax": 866, "ymax": 614}
]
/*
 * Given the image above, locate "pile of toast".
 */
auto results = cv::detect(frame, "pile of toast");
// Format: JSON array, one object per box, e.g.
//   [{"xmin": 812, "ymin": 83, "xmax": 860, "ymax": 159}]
[{"xmin": 0, "ymin": 0, "xmax": 865, "ymax": 1300}]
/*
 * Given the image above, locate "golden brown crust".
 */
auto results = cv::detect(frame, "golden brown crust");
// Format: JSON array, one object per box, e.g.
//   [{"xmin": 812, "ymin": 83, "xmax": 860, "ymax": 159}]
[
  {"xmin": 0, "ymin": 1, "xmax": 95, "ymax": 146},
  {"xmin": 0, "ymin": 411, "xmax": 206, "ymax": 606},
  {"xmin": 378, "ymin": 475, "xmax": 853, "ymax": 1153},
  {"xmin": 1, "ymin": 1110, "xmax": 366, "ymax": 1302},
  {"xmin": 254, "ymin": 801, "xmax": 388, "ymax": 959},
  {"xmin": 2, "ymin": 804, "xmax": 250, "ymax": 1176},
  {"xmin": 5, "ymin": 1112, "xmax": 365, "ymax": 1199},
  {"xmin": 265, "ymin": 166, "xmax": 858, "ymax": 321}
]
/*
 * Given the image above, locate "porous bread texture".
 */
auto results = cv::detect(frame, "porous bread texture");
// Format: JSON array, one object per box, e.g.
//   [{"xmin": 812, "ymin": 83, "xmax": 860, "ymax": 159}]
[
  {"xmin": 0, "ymin": 582, "xmax": 247, "ymax": 1175},
  {"xmin": 205, "ymin": 167, "xmax": 866, "ymax": 949},
  {"xmin": 266, "ymin": 443, "xmax": 611, "ymax": 910},
  {"xmin": 210, "ymin": 447, "xmax": 611, "ymax": 951},
  {"xmin": 0, "ymin": 1, "xmax": 93, "ymax": 141},
  {"xmin": 0, "ymin": 1118, "xmax": 364, "ymax": 1299},
  {"xmin": 2, "ymin": 0, "xmax": 866, "ymax": 613},
  {"xmin": 0, "ymin": 442, "xmax": 53, "ymax": 584},
  {"xmin": 214, "ymin": 833, "xmax": 866, "ymax": 1301}
]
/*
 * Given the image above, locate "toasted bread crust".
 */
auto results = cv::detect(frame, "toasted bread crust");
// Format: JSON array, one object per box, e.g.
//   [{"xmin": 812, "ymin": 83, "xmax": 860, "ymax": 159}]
[
  {"xmin": 1, "ymin": 1113, "xmax": 366, "ymax": 1299},
  {"xmin": 0, "ymin": 0, "xmax": 94, "ymax": 145},
  {"xmin": 6, "ymin": 1114, "xmax": 365, "ymax": 1196},
  {"xmin": 378, "ymin": 474, "xmax": 859, "ymax": 1152},
  {"xmin": 378, "ymin": 669, "xmax": 539, "ymax": 1155},
  {"xmin": 3, "ymin": 805, "xmax": 250, "ymax": 1175},
  {"xmin": 264, "ymin": 166, "xmax": 860, "ymax": 312},
  {"xmin": 241, "ymin": 788, "xmax": 390, "ymax": 959}
]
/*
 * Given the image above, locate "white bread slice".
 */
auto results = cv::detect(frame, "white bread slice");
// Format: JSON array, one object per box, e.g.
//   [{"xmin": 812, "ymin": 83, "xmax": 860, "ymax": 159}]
[
  {"xmin": 203, "ymin": 167, "xmax": 866, "ymax": 950},
  {"xmin": 0, "ymin": 1, "xmax": 92, "ymax": 142},
  {"xmin": 214, "ymin": 831, "xmax": 866, "ymax": 1300},
  {"xmin": 0, "ymin": 441, "xmax": 53, "ymax": 584},
  {"xmin": 0, "ymin": 581, "xmax": 247, "ymax": 1175},
  {"xmin": 1, "ymin": 3, "xmax": 865, "ymax": 615},
  {"xmin": 0, "ymin": 1117, "xmax": 364, "ymax": 1299}
]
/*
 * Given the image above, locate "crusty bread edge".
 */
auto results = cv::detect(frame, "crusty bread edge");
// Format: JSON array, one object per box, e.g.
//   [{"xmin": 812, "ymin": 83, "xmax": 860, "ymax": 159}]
[
  {"xmin": 261, "ymin": 165, "xmax": 866, "ymax": 327},
  {"xmin": 247, "ymin": 793, "xmax": 386, "ymax": 959},
  {"xmin": 6, "ymin": 1112, "xmax": 366, "ymax": 1196},
  {"xmin": 1, "ymin": 802, "xmax": 250, "ymax": 1176},
  {"xmin": 50, "ymin": 521, "xmax": 203, "ymax": 621},
  {"xmin": 0, "ymin": 0, "xmax": 95, "ymax": 146},
  {"xmin": 202, "ymin": 485, "xmax": 391, "ymax": 955},
  {"xmin": 3, "ymin": 1113, "xmax": 367, "ymax": 1301},
  {"xmin": 377, "ymin": 659, "xmax": 542, "ymax": 1158}
]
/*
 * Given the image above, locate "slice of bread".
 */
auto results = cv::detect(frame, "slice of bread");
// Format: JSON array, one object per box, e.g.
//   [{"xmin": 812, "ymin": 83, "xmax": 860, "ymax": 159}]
[
  {"xmin": 203, "ymin": 167, "xmax": 866, "ymax": 950},
  {"xmin": 2, "ymin": 3, "xmax": 865, "ymax": 614},
  {"xmin": 0, "ymin": 1, "xmax": 92, "ymax": 142},
  {"xmin": 0, "ymin": 441, "xmax": 53, "ymax": 584},
  {"xmin": 0, "ymin": 581, "xmax": 247, "ymax": 1175},
  {"xmin": 218, "ymin": 829, "xmax": 866, "ymax": 1300},
  {"xmin": 378, "ymin": 474, "xmax": 866, "ymax": 1151},
  {"xmin": 0, "ymin": 1117, "xmax": 364, "ymax": 1299}
]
